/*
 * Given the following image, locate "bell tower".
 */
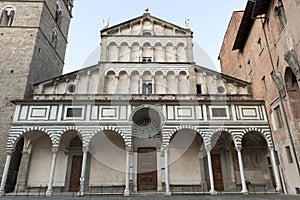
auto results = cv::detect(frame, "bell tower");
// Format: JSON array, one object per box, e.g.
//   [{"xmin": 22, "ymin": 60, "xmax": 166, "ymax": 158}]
[{"xmin": 0, "ymin": 0, "xmax": 74, "ymax": 189}]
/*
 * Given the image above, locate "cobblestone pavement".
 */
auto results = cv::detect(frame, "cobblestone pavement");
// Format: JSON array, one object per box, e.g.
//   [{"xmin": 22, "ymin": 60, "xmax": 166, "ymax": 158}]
[{"xmin": 0, "ymin": 194, "xmax": 300, "ymax": 200}]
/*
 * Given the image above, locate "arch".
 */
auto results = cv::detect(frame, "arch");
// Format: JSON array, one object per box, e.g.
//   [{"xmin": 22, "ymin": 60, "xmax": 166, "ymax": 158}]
[
  {"xmin": 166, "ymin": 43, "xmax": 175, "ymax": 62},
  {"xmin": 166, "ymin": 71, "xmax": 177, "ymax": 94},
  {"xmin": 178, "ymin": 70, "xmax": 188, "ymax": 93},
  {"xmin": 130, "ymin": 104, "xmax": 164, "ymax": 124},
  {"xmin": 142, "ymin": 70, "xmax": 152, "ymax": 80},
  {"xmin": 119, "ymin": 42, "xmax": 130, "ymax": 61},
  {"xmin": 7, "ymin": 127, "xmax": 51, "ymax": 150},
  {"xmin": 118, "ymin": 70, "xmax": 129, "ymax": 94},
  {"xmin": 242, "ymin": 127, "xmax": 274, "ymax": 148},
  {"xmin": 284, "ymin": 67, "xmax": 300, "ymax": 118},
  {"xmin": 130, "ymin": 42, "xmax": 140, "ymax": 62},
  {"xmin": 130, "ymin": 70, "xmax": 140, "ymax": 94},
  {"xmin": 105, "ymin": 70, "xmax": 117, "ymax": 94},
  {"xmin": 85, "ymin": 126, "xmax": 129, "ymax": 149},
  {"xmin": 154, "ymin": 42, "xmax": 164, "ymax": 62},
  {"xmin": 208, "ymin": 128, "xmax": 238, "ymax": 148},
  {"xmin": 163, "ymin": 126, "xmax": 205, "ymax": 147},
  {"xmin": 177, "ymin": 42, "xmax": 186, "ymax": 62},
  {"xmin": 0, "ymin": 5, "xmax": 16, "ymax": 26},
  {"xmin": 108, "ymin": 42, "xmax": 118, "ymax": 61}
]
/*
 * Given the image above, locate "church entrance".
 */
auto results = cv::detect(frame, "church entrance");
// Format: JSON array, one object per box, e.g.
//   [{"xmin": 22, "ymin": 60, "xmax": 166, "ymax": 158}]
[
  {"xmin": 212, "ymin": 154, "xmax": 224, "ymax": 190},
  {"xmin": 69, "ymin": 155, "xmax": 82, "ymax": 192},
  {"xmin": 137, "ymin": 148, "xmax": 157, "ymax": 191}
]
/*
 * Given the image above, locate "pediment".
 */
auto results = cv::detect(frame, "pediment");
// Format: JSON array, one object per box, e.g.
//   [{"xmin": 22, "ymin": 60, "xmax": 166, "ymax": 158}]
[{"xmin": 101, "ymin": 13, "xmax": 191, "ymax": 36}]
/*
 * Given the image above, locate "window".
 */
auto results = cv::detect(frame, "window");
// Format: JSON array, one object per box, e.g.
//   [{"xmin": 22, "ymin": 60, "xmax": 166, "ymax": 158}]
[
  {"xmin": 52, "ymin": 28, "xmax": 58, "ymax": 47},
  {"xmin": 247, "ymin": 60, "xmax": 252, "ymax": 74},
  {"xmin": 0, "ymin": 6, "xmax": 15, "ymax": 26},
  {"xmin": 55, "ymin": 1, "xmax": 63, "ymax": 26},
  {"xmin": 275, "ymin": 0, "xmax": 287, "ymax": 31},
  {"xmin": 257, "ymin": 37, "xmax": 264, "ymax": 55},
  {"xmin": 142, "ymin": 57, "xmax": 152, "ymax": 62},
  {"xmin": 262, "ymin": 76, "xmax": 267, "ymax": 93},
  {"xmin": 196, "ymin": 84, "xmax": 202, "ymax": 94},
  {"xmin": 68, "ymin": 84, "xmax": 76, "ymax": 93},
  {"xmin": 143, "ymin": 31, "xmax": 151, "ymax": 36},
  {"xmin": 142, "ymin": 81, "xmax": 152, "ymax": 94},
  {"xmin": 211, "ymin": 108, "xmax": 227, "ymax": 118},
  {"xmin": 285, "ymin": 146, "xmax": 293, "ymax": 163},
  {"xmin": 274, "ymin": 105, "xmax": 284, "ymax": 129},
  {"xmin": 66, "ymin": 108, "xmax": 82, "ymax": 118},
  {"xmin": 217, "ymin": 86, "xmax": 225, "ymax": 94}
]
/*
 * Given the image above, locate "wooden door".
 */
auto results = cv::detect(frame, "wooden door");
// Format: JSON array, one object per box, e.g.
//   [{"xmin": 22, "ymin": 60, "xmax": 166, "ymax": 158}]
[
  {"xmin": 137, "ymin": 148, "xmax": 157, "ymax": 191},
  {"xmin": 69, "ymin": 155, "xmax": 82, "ymax": 192},
  {"xmin": 212, "ymin": 154, "xmax": 224, "ymax": 190}
]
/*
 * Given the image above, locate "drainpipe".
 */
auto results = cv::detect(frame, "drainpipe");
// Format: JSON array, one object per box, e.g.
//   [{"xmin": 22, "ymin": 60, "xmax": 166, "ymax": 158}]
[{"xmin": 257, "ymin": 16, "xmax": 300, "ymax": 176}]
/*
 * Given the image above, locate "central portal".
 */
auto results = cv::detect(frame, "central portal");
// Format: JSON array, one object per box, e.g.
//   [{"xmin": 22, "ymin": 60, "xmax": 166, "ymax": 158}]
[{"xmin": 137, "ymin": 148, "xmax": 157, "ymax": 191}]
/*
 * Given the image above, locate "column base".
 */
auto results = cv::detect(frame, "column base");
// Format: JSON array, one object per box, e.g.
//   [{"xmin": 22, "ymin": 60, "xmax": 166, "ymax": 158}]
[
  {"xmin": 241, "ymin": 189, "xmax": 249, "ymax": 195},
  {"xmin": 45, "ymin": 189, "xmax": 53, "ymax": 197},
  {"xmin": 124, "ymin": 189, "xmax": 130, "ymax": 196},
  {"xmin": 78, "ymin": 191, "xmax": 85, "ymax": 197},
  {"xmin": 209, "ymin": 189, "xmax": 217, "ymax": 195},
  {"xmin": 165, "ymin": 191, "xmax": 171, "ymax": 196},
  {"xmin": 276, "ymin": 187, "xmax": 282, "ymax": 193},
  {"xmin": 0, "ymin": 190, "xmax": 5, "ymax": 197}
]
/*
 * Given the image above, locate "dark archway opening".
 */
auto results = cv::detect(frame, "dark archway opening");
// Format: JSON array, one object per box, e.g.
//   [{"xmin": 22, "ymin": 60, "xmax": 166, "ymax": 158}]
[{"xmin": 5, "ymin": 137, "xmax": 24, "ymax": 193}]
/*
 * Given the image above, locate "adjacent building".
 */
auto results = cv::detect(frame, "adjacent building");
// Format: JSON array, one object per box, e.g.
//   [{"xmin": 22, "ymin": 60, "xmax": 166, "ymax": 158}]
[
  {"xmin": 0, "ymin": 6, "xmax": 281, "ymax": 196},
  {"xmin": 0, "ymin": 0, "xmax": 73, "ymax": 194},
  {"xmin": 219, "ymin": 0, "xmax": 300, "ymax": 194}
]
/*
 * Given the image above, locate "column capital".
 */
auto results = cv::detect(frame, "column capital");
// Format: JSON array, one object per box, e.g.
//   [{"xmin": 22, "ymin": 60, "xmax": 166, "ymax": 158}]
[
  {"xmin": 236, "ymin": 146, "xmax": 242, "ymax": 151},
  {"xmin": 51, "ymin": 148, "xmax": 59, "ymax": 153},
  {"xmin": 268, "ymin": 146, "xmax": 275, "ymax": 151},
  {"xmin": 205, "ymin": 146, "xmax": 212, "ymax": 153},
  {"xmin": 6, "ymin": 150, "xmax": 14, "ymax": 155}
]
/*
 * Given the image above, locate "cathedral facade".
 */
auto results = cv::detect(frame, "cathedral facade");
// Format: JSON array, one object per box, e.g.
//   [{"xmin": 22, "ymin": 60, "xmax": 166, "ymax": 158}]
[{"xmin": 1, "ymin": 7, "xmax": 281, "ymax": 197}]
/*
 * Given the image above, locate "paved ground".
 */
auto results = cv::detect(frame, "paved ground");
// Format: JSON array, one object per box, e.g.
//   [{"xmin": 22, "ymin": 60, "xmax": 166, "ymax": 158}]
[{"xmin": 0, "ymin": 194, "xmax": 300, "ymax": 200}]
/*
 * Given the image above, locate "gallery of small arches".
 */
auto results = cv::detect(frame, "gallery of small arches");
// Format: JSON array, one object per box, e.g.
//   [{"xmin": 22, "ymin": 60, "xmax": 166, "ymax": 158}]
[
  {"xmin": 106, "ymin": 42, "xmax": 187, "ymax": 62},
  {"xmin": 4, "ymin": 127, "xmax": 277, "ymax": 194},
  {"xmin": 105, "ymin": 70, "xmax": 189, "ymax": 94}
]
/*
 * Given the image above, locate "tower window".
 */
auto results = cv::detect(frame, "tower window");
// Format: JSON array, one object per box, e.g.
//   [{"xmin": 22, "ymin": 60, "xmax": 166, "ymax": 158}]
[
  {"xmin": 55, "ymin": 1, "xmax": 63, "ymax": 26},
  {"xmin": 52, "ymin": 28, "xmax": 58, "ymax": 47},
  {"xmin": 262, "ymin": 76, "xmax": 267, "ymax": 93},
  {"xmin": 275, "ymin": 0, "xmax": 287, "ymax": 31},
  {"xmin": 274, "ymin": 105, "xmax": 284, "ymax": 129},
  {"xmin": 0, "ymin": 6, "xmax": 16, "ymax": 26},
  {"xmin": 285, "ymin": 146, "xmax": 293, "ymax": 163},
  {"xmin": 257, "ymin": 38, "xmax": 264, "ymax": 55},
  {"xmin": 247, "ymin": 60, "xmax": 252, "ymax": 74}
]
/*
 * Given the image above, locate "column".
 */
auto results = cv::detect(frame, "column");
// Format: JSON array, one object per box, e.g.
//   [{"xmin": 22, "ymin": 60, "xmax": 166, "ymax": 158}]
[
  {"xmin": 164, "ymin": 147, "xmax": 171, "ymax": 196},
  {"xmin": 236, "ymin": 147, "xmax": 248, "ymax": 194},
  {"xmin": 15, "ymin": 150, "xmax": 31, "ymax": 191},
  {"xmin": 270, "ymin": 148, "xmax": 282, "ymax": 192},
  {"xmin": 79, "ymin": 149, "xmax": 88, "ymax": 196},
  {"xmin": 133, "ymin": 152, "xmax": 138, "ymax": 192},
  {"xmin": 0, "ymin": 152, "xmax": 13, "ymax": 195},
  {"xmin": 206, "ymin": 148, "xmax": 216, "ymax": 195},
  {"xmin": 124, "ymin": 150, "xmax": 130, "ymax": 196},
  {"xmin": 198, "ymin": 151, "xmax": 207, "ymax": 188},
  {"xmin": 157, "ymin": 150, "xmax": 162, "ymax": 192},
  {"xmin": 46, "ymin": 149, "xmax": 58, "ymax": 196}
]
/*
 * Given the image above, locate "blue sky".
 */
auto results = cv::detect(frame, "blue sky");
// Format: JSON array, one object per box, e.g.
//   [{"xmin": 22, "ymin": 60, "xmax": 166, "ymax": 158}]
[{"xmin": 64, "ymin": 0, "xmax": 247, "ymax": 73}]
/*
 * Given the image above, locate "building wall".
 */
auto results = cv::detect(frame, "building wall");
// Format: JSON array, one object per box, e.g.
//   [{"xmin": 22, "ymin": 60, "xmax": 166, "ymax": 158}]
[
  {"xmin": 0, "ymin": 0, "xmax": 72, "ymax": 182},
  {"xmin": 219, "ymin": 0, "xmax": 300, "ymax": 194}
]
